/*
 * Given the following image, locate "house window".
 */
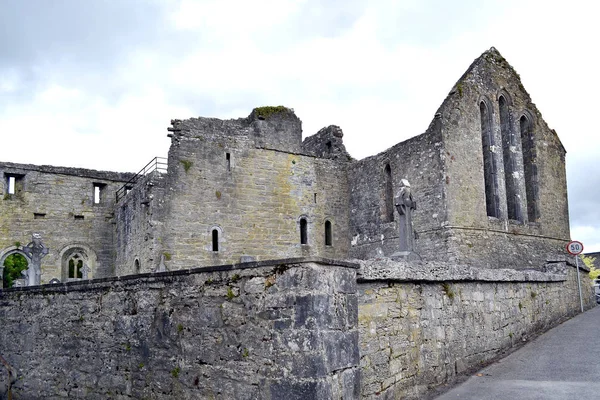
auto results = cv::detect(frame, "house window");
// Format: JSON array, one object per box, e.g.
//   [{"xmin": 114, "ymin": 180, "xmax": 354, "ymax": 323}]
[
  {"xmin": 300, "ymin": 218, "xmax": 308, "ymax": 245},
  {"xmin": 325, "ymin": 220, "xmax": 332, "ymax": 246},
  {"xmin": 480, "ymin": 101, "xmax": 500, "ymax": 218}
]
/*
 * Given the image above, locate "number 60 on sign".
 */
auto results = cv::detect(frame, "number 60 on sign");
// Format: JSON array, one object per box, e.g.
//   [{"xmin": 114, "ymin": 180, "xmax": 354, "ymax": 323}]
[{"xmin": 566, "ymin": 241, "xmax": 584, "ymax": 255}]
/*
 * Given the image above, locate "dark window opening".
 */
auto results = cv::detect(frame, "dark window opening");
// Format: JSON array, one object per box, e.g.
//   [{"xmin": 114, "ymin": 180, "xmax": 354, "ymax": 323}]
[
  {"xmin": 134, "ymin": 259, "xmax": 141, "ymax": 273},
  {"xmin": 384, "ymin": 164, "xmax": 394, "ymax": 222},
  {"xmin": 212, "ymin": 229, "xmax": 219, "ymax": 251},
  {"xmin": 325, "ymin": 220, "xmax": 332, "ymax": 246},
  {"xmin": 226, "ymin": 153, "xmax": 231, "ymax": 171},
  {"xmin": 520, "ymin": 115, "xmax": 539, "ymax": 221},
  {"xmin": 480, "ymin": 101, "xmax": 500, "ymax": 218},
  {"xmin": 74, "ymin": 215, "xmax": 84, "ymax": 220},
  {"xmin": 314, "ymin": 193, "xmax": 317, "ymax": 203},
  {"xmin": 68, "ymin": 255, "xmax": 83, "ymax": 279},
  {"xmin": 300, "ymin": 218, "xmax": 308, "ymax": 245},
  {"xmin": 34, "ymin": 213, "xmax": 46, "ymax": 219},
  {"xmin": 326, "ymin": 141, "xmax": 332, "ymax": 153},
  {"xmin": 499, "ymin": 96, "xmax": 521, "ymax": 222}
]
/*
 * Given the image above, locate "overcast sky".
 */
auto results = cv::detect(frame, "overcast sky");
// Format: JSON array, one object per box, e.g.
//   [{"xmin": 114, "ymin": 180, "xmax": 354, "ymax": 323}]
[{"xmin": 1, "ymin": 0, "xmax": 598, "ymax": 251}]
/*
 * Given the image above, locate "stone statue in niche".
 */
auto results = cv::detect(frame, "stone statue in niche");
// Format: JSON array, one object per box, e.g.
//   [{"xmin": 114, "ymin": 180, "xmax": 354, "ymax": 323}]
[
  {"xmin": 21, "ymin": 233, "xmax": 49, "ymax": 286},
  {"xmin": 391, "ymin": 179, "xmax": 420, "ymax": 261}
]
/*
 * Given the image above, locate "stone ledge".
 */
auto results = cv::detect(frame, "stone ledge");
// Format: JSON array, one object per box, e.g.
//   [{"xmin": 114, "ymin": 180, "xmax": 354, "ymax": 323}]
[
  {"xmin": 357, "ymin": 258, "xmax": 568, "ymax": 283},
  {"xmin": 0, "ymin": 257, "xmax": 359, "ymax": 295}
]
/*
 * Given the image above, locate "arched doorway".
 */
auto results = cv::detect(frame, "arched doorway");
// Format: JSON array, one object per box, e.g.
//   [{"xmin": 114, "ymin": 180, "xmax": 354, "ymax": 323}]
[{"xmin": 0, "ymin": 247, "xmax": 31, "ymax": 288}]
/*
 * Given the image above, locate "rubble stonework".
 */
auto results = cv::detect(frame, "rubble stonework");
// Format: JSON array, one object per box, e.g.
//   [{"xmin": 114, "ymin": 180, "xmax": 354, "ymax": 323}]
[{"xmin": 0, "ymin": 48, "xmax": 593, "ymax": 399}]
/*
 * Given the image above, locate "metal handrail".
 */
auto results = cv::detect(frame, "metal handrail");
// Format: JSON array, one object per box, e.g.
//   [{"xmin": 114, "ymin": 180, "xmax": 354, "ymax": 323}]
[{"xmin": 115, "ymin": 157, "xmax": 168, "ymax": 203}]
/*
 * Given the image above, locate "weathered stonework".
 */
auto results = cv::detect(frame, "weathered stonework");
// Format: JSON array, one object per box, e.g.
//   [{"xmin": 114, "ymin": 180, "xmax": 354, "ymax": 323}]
[
  {"xmin": 0, "ymin": 162, "xmax": 133, "ymax": 285},
  {"xmin": 0, "ymin": 48, "xmax": 592, "ymax": 399},
  {"xmin": 0, "ymin": 259, "xmax": 360, "ymax": 399}
]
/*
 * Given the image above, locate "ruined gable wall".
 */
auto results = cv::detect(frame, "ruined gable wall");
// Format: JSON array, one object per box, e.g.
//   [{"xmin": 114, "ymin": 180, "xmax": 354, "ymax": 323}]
[
  {"xmin": 438, "ymin": 50, "xmax": 569, "ymax": 268},
  {"xmin": 158, "ymin": 114, "xmax": 350, "ymax": 270},
  {"xmin": 0, "ymin": 162, "xmax": 133, "ymax": 282},
  {"xmin": 348, "ymin": 125, "xmax": 447, "ymax": 261}
]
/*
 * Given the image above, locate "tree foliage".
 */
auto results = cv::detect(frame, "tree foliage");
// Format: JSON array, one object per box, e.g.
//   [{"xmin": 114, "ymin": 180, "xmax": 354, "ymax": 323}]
[
  {"xmin": 580, "ymin": 254, "xmax": 600, "ymax": 280},
  {"xmin": 2, "ymin": 253, "xmax": 28, "ymax": 288}
]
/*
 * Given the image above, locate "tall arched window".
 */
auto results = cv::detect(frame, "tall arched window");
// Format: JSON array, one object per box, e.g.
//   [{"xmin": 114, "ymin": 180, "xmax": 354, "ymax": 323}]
[
  {"xmin": 499, "ymin": 95, "xmax": 521, "ymax": 221},
  {"xmin": 324, "ymin": 220, "xmax": 332, "ymax": 246},
  {"xmin": 384, "ymin": 163, "xmax": 394, "ymax": 222},
  {"xmin": 300, "ymin": 218, "xmax": 308, "ymax": 245},
  {"xmin": 134, "ymin": 259, "xmax": 141, "ymax": 273},
  {"xmin": 480, "ymin": 101, "xmax": 500, "ymax": 218},
  {"xmin": 212, "ymin": 229, "xmax": 219, "ymax": 252},
  {"xmin": 68, "ymin": 253, "xmax": 84, "ymax": 279},
  {"xmin": 520, "ymin": 114, "xmax": 539, "ymax": 221}
]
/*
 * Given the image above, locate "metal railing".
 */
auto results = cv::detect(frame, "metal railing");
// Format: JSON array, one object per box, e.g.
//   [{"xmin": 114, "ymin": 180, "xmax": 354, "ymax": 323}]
[{"xmin": 115, "ymin": 157, "xmax": 168, "ymax": 203}]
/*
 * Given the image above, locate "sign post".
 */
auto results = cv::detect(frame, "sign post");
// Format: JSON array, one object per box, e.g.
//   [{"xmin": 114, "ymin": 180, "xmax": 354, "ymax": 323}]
[{"xmin": 566, "ymin": 240, "xmax": 584, "ymax": 312}]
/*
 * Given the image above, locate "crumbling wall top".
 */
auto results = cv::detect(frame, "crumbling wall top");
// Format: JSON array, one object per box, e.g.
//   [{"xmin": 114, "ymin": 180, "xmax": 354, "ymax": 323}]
[{"xmin": 0, "ymin": 161, "xmax": 135, "ymax": 182}]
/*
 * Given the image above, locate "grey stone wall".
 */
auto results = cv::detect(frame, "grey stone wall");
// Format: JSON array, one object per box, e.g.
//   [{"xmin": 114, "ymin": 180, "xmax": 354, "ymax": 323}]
[
  {"xmin": 0, "ymin": 259, "xmax": 360, "ymax": 399},
  {"xmin": 0, "ymin": 162, "xmax": 134, "ymax": 283},
  {"xmin": 155, "ymin": 113, "xmax": 350, "ymax": 272},
  {"xmin": 357, "ymin": 259, "xmax": 595, "ymax": 399},
  {"xmin": 302, "ymin": 125, "xmax": 351, "ymax": 161},
  {"xmin": 348, "ymin": 126, "xmax": 446, "ymax": 260},
  {"xmin": 115, "ymin": 171, "xmax": 167, "ymax": 275}
]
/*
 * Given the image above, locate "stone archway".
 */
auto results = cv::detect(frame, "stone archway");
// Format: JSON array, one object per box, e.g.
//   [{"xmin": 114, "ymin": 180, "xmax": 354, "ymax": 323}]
[
  {"xmin": 0, "ymin": 246, "xmax": 31, "ymax": 288},
  {"xmin": 58, "ymin": 244, "xmax": 97, "ymax": 282}
]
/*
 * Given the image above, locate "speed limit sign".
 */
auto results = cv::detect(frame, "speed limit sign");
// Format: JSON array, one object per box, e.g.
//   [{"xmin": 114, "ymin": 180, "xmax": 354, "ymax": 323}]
[{"xmin": 566, "ymin": 241, "xmax": 584, "ymax": 255}]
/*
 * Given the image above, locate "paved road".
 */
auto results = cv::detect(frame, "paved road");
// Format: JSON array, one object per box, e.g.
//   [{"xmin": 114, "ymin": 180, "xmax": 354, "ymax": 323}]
[{"xmin": 435, "ymin": 306, "xmax": 600, "ymax": 400}]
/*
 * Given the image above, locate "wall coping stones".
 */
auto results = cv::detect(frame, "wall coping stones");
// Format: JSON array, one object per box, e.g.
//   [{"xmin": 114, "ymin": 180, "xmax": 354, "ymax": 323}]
[
  {"xmin": 356, "ymin": 258, "xmax": 569, "ymax": 283},
  {"xmin": 0, "ymin": 257, "xmax": 359, "ymax": 295},
  {"xmin": 0, "ymin": 161, "xmax": 135, "ymax": 182}
]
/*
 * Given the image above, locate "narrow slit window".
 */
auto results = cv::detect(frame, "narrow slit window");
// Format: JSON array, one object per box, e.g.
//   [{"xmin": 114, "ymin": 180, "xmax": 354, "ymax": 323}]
[
  {"xmin": 212, "ymin": 229, "xmax": 219, "ymax": 251},
  {"xmin": 326, "ymin": 141, "xmax": 332, "ymax": 153},
  {"xmin": 34, "ymin": 213, "xmax": 46, "ymax": 219},
  {"xmin": 8, "ymin": 176, "xmax": 15, "ymax": 194},
  {"xmin": 384, "ymin": 164, "xmax": 394, "ymax": 222},
  {"xmin": 325, "ymin": 220, "xmax": 332, "ymax": 246},
  {"xmin": 226, "ymin": 153, "xmax": 231, "ymax": 171},
  {"xmin": 74, "ymin": 215, "xmax": 84, "ymax": 220},
  {"xmin": 134, "ymin": 259, "xmax": 140, "ymax": 273},
  {"xmin": 93, "ymin": 183, "xmax": 106, "ymax": 204},
  {"xmin": 314, "ymin": 193, "xmax": 317, "ymax": 203},
  {"xmin": 300, "ymin": 218, "xmax": 308, "ymax": 245}
]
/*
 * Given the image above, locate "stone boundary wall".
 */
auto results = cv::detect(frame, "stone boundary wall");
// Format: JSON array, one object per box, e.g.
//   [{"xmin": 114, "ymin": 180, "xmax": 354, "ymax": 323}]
[
  {"xmin": 0, "ymin": 258, "xmax": 360, "ymax": 400},
  {"xmin": 357, "ymin": 259, "xmax": 596, "ymax": 399},
  {"xmin": 0, "ymin": 257, "xmax": 595, "ymax": 400}
]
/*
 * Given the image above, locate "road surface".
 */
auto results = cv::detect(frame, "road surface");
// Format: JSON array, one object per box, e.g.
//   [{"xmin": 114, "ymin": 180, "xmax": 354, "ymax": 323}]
[{"xmin": 434, "ymin": 306, "xmax": 600, "ymax": 400}]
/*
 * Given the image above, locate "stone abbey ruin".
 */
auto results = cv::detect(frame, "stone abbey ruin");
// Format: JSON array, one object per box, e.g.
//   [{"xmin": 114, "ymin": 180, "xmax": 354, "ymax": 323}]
[{"xmin": 0, "ymin": 48, "xmax": 595, "ymax": 399}]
